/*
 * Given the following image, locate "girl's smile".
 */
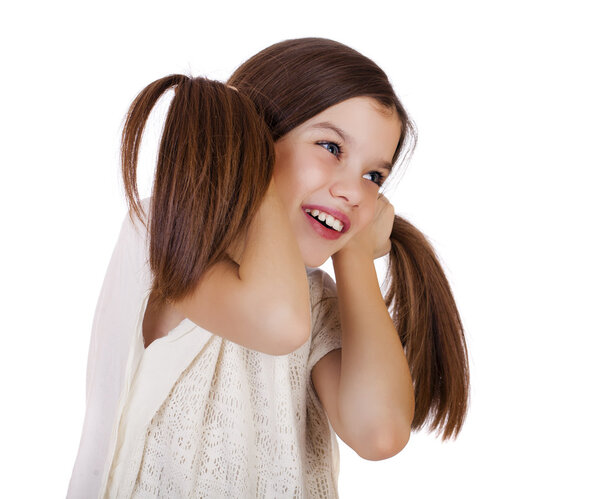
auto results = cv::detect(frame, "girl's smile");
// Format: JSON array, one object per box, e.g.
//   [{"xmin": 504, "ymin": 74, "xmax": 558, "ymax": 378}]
[
  {"xmin": 303, "ymin": 204, "xmax": 350, "ymax": 240},
  {"xmin": 273, "ymin": 96, "xmax": 402, "ymax": 267}
]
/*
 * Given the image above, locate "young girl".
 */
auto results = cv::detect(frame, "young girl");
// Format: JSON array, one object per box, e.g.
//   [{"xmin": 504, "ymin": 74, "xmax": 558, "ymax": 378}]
[{"xmin": 68, "ymin": 38, "xmax": 469, "ymax": 498}]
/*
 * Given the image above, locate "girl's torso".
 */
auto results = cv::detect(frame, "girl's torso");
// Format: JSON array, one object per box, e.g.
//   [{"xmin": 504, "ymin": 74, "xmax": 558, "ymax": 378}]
[{"xmin": 103, "ymin": 268, "xmax": 343, "ymax": 499}]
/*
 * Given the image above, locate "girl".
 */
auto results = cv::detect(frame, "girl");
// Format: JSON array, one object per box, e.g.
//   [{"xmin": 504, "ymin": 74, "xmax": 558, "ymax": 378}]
[{"xmin": 68, "ymin": 38, "xmax": 469, "ymax": 498}]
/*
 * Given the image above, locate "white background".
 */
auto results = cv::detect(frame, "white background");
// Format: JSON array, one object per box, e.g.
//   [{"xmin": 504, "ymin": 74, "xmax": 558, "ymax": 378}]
[{"xmin": 2, "ymin": 0, "xmax": 599, "ymax": 497}]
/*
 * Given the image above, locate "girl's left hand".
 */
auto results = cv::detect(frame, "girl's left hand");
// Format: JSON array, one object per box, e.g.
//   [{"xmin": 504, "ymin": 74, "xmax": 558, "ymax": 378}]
[{"xmin": 337, "ymin": 194, "xmax": 395, "ymax": 260}]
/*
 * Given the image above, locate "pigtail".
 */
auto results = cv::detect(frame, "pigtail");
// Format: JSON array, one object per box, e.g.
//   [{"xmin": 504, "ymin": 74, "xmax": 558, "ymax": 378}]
[
  {"xmin": 122, "ymin": 74, "xmax": 187, "ymax": 227},
  {"xmin": 121, "ymin": 75, "xmax": 274, "ymax": 303},
  {"xmin": 384, "ymin": 215, "xmax": 470, "ymax": 440}
]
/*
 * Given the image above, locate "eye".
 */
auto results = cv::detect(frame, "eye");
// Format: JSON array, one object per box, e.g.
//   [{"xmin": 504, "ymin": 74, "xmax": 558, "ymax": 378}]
[
  {"xmin": 317, "ymin": 141, "xmax": 342, "ymax": 157},
  {"xmin": 363, "ymin": 171, "xmax": 385, "ymax": 186}
]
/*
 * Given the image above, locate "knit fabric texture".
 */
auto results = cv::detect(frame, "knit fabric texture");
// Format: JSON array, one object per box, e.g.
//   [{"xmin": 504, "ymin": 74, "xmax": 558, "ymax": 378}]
[{"xmin": 105, "ymin": 268, "xmax": 342, "ymax": 499}]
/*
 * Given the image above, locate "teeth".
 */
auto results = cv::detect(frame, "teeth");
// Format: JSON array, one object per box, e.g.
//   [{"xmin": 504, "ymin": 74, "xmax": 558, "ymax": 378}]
[{"xmin": 304, "ymin": 208, "xmax": 345, "ymax": 232}]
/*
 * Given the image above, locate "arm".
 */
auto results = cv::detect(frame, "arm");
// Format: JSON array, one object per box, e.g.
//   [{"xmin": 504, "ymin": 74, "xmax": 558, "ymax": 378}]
[
  {"xmin": 173, "ymin": 179, "xmax": 311, "ymax": 355},
  {"xmin": 312, "ymin": 196, "xmax": 414, "ymax": 460}
]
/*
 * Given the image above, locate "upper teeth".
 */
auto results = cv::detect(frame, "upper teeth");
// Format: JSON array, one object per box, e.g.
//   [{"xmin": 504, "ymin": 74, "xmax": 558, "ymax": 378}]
[{"xmin": 305, "ymin": 208, "xmax": 344, "ymax": 232}]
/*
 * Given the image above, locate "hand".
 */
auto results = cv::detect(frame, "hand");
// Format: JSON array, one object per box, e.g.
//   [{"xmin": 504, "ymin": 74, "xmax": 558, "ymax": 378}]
[{"xmin": 337, "ymin": 194, "xmax": 395, "ymax": 260}]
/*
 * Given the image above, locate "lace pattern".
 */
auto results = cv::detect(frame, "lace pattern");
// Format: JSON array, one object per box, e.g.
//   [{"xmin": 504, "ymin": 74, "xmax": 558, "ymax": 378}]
[{"xmin": 106, "ymin": 268, "xmax": 341, "ymax": 498}]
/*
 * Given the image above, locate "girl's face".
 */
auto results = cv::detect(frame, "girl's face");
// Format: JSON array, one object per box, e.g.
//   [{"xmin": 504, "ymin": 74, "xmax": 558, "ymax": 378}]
[{"xmin": 273, "ymin": 97, "xmax": 402, "ymax": 267}]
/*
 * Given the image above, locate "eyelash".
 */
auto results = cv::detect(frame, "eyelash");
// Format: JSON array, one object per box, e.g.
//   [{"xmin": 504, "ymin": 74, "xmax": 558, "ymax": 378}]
[
  {"xmin": 317, "ymin": 140, "xmax": 343, "ymax": 157},
  {"xmin": 317, "ymin": 141, "xmax": 386, "ymax": 187},
  {"xmin": 364, "ymin": 171, "xmax": 385, "ymax": 186}
]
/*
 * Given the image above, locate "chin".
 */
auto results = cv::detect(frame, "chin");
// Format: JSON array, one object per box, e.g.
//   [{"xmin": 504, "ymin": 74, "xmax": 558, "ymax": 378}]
[{"xmin": 301, "ymin": 252, "xmax": 331, "ymax": 269}]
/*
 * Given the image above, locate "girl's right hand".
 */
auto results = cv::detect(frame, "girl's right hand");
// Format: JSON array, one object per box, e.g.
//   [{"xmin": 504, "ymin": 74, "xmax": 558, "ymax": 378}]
[{"xmin": 335, "ymin": 194, "xmax": 395, "ymax": 261}]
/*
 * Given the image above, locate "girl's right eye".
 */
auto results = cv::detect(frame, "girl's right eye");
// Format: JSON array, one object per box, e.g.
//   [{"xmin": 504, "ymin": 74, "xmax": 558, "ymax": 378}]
[{"xmin": 317, "ymin": 141, "xmax": 342, "ymax": 158}]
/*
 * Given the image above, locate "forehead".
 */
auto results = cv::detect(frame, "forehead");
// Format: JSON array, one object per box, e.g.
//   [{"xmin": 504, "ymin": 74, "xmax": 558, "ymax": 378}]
[{"xmin": 303, "ymin": 96, "xmax": 398, "ymax": 127}]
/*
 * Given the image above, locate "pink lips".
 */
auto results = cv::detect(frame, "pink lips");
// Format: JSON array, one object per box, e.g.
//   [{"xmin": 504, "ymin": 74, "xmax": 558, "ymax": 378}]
[{"xmin": 302, "ymin": 204, "xmax": 351, "ymax": 241}]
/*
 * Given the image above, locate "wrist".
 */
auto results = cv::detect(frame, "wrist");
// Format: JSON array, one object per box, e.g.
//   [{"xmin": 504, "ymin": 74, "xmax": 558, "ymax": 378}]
[
  {"xmin": 332, "ymin": 244, "xmax": 374, "ymax": 267},
  {"xmin": 332, "ymin": 245, "xmax": 380, "ymax": 294}
]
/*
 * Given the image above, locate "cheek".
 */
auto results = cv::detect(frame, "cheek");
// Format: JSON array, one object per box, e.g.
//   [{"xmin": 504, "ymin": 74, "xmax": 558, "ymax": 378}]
[
  {"xmin": 357, "ymin": 213, "xmax": 375, "ymax": 234},
  {"xmin": 274, "ymin": 168, "xmax": 306, "ymax": 204},
  {"xmin": 358, "ymin": 196, "xmax": 378, "ymax": 228},
  {"xmin": 274, "ymin": 158, "xmax": 328, "ymax": 201},
  {"xmin": 272, "ymin": 161, "xmax": 299, "ymax": 201}
]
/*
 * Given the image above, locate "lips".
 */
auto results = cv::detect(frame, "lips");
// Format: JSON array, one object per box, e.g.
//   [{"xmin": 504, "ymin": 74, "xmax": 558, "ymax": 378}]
[
  {"xmin": 301, "ymin": 204, "xmax": 351, "ymax": 241},
  {"xmin": 302, "ymin": 204, "xmax": 351, "ymax": 233}
]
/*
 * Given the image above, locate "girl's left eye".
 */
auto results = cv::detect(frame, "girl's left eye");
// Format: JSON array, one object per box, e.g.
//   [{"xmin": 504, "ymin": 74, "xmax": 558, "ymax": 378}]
[
  {"xmin": 318, "ymin": 141, "xmax": 341, "ymax": 157},
  {"xmin": 363, "ymin": 171, "xmax": 385, "ymax": 186}
]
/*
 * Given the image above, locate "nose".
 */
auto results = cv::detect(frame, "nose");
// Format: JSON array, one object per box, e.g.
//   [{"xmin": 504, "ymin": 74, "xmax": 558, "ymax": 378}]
[{"xmin": 329, "ymin": 169, "xmax": 363, "ymax": 207}]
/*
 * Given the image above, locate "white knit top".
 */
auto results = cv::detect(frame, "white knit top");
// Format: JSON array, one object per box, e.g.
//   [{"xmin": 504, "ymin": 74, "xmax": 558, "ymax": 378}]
[{"xmin": 67, "ymin": 200, "xmax": 343, "ymax": 499}]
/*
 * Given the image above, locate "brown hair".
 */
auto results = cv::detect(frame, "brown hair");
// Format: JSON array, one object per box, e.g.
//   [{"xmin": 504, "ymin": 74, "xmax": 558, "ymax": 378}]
[
  {"xmin": 121, "ymin": 37, "xmax": 469, "ymax": 441},
  {"xmin": 229, "ymin": 38, "xmax": 469, "ymax": 440},
  {"xmin": 121, "ymin": 75, "xmax": 273, "ymax": 302}
]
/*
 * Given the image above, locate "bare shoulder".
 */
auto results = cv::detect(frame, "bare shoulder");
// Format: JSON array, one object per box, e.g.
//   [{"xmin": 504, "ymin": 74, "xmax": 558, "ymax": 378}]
[{"xmin": 172, "ymin": 259, "xmax": 307, "ymax": 356}]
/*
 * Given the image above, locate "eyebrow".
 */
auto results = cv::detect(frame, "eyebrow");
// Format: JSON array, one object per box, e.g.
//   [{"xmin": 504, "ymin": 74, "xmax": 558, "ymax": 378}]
[{"xmin": 309, "ymin": 121, "xmax": 393, "ymax": 172}]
